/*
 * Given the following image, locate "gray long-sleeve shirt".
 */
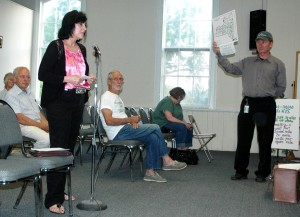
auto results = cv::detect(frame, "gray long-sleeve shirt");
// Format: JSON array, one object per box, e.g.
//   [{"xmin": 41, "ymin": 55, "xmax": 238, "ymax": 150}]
[{"xmin": 217, "ymin": 53, "xmax": 286, "ymax": 98}]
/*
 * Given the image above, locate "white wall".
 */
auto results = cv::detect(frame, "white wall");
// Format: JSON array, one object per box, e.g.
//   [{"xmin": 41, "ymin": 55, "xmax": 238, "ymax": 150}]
[
  {"xmin": 0, "ymin": 0, "xmax": 33, "ymax": 90},
  {"xmin": 9, "ymin": 0, "xmax": 36, "ymax": 10},
  {"xmin": 85, "ymin": 0, "xmax": 160, "ymax": 107}
]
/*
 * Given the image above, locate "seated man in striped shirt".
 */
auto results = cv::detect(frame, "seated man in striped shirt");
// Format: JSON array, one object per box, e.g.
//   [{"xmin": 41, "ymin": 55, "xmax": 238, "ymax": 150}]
[{"xmin": 5, "ymin": 66, "xmax": 50, "ymax": 149}]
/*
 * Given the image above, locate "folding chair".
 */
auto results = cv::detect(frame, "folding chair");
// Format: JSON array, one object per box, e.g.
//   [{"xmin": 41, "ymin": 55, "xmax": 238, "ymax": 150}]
[
  {"xmin": 188, "ymin": 114, "xmax": 216, "ymax": 163},
  {"xmin": 1, "ymin": 104, "xmax": 74, "ymax": 216},
  {"xmin": 95, "ymin": 116, "xmax": 144, "ymax": 182},
  {"xmin": 11, "ymin": 155, "xmax": 74, "ymax": 216},
  {"xmin": 139, "ymin": 107, "xmax": 150, "ymax": 124},
  {"xmin": 148, "ymin": 108, "xmax": 176, "ymax": 148},
  {"xmin": 130, "ymin": 107, "xmax": 139, "ymax": 116},
  {"xmin": 86, "ymin": 105, "xmax": 102, "ymax": 153},
  {"xmin": 76, "ymin": 105, "xmax": 97, "ymax": 165},
  {"xmin": 0, "ymin": 104, "xmax": 43, "ymax": 217},
  {"xmin": 124, "ymin": 107, "xmax": 131, "ymax": 117}
]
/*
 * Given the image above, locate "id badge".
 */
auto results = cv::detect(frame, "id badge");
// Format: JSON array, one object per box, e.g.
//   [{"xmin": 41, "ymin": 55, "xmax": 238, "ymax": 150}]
[{"xmin": 244, "ymin": 105, "xmax": 249, "ymax": 113}]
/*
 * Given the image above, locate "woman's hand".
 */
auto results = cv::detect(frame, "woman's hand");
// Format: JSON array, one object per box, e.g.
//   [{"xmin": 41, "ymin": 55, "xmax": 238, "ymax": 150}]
[
  {"xmin": 64, "ymin": 75, "xmax": 84, "ymax": 85},
  {"xmin": 185, "ymin": 123, "xmax": 193, "ymax": 131},
  {"xmin": 87, "ymin": 73, "xmax": 96, "ymax": 84}
]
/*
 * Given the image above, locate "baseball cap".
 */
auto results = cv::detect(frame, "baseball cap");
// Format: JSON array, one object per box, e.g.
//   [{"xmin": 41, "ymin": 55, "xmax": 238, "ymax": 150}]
[{"xmin": 255, "ymin": 31, "xmax": 273, "ymax": 41}]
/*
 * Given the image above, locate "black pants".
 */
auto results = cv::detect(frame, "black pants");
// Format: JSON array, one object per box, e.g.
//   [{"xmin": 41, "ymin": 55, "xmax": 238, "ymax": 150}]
[
  {"xmin": 234, "ymin": 96, "xmax": 276, "ymax": 178},
  {"xmin": 44, "ymin": 91, "xmax": 85, "ymax": 208}
]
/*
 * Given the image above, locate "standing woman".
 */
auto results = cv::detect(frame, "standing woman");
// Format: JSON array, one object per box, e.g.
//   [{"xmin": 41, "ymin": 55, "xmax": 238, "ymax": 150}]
[{"xmin": 38, "ymin": 10, "xmax": 95, "ymax": 214}]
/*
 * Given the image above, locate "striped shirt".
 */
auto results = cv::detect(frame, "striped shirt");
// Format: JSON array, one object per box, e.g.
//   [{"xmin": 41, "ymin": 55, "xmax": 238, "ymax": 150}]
[{"xmin": 5, "ymin": 85, "xmax": 40, "ymax": 127}]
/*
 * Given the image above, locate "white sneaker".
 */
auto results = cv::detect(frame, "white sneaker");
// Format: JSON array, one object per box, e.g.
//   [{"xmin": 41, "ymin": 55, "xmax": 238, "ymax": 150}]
[
  {"xmin": 162, "ymin": 161, "xmax": 187, "ymax": 171},
  {"xmin": 143, "ymin": 171, "xmax": 167, "ymax": 183}
]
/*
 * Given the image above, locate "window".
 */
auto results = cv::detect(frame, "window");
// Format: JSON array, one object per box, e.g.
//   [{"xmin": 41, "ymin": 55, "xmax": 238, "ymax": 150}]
[
  {"xmin": 35, "ymin": 0, "xmax": 84, "ymax": 98},
  {"xmin": 161, "ymin": 0, "xmax": 214, "ymax": 108}
]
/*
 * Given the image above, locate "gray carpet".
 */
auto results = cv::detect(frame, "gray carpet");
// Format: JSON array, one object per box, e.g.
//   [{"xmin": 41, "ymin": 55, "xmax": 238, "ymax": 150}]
[{"xmin": 1, "ymin": 147, "xmax": 300, "ymax": 217}]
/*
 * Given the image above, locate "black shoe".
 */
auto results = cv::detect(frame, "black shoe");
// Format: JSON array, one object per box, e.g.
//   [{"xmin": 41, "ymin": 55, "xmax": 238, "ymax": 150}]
[
  {"xmin": 255, "ymin": 175, "xmax": 266, "ymax": 183},
  {"xmin": 231, "ymin": 173, "xmax": 247, "ymax": 180}
]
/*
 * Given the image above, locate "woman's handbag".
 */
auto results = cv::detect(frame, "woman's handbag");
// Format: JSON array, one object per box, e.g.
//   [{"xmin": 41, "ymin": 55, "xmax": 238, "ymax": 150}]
[{"xmin": 169, "ymin": 148, "xmax": 199, "ymax": 165}]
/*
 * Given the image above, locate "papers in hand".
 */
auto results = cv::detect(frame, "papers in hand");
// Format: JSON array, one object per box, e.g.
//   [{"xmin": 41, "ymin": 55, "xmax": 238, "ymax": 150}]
[
  {"xmin": 81, "ymin": 75, "xmax": 90, "ymax": 80},
  {"xmin": 218, "ymin": 42, "xmax": 236, "ymax": 56},
  {"xmin": 31, "ymin": 148, "xmax": 69, "ymax": 152},
  {"xmin": 212, "ymin": 10, "xmax": 238, "ymax": 56}
]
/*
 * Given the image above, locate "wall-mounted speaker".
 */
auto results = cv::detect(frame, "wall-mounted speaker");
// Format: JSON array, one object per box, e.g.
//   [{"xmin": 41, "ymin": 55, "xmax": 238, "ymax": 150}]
[{"xmin": 249, "ymin": 10, "xmax": 266, "ymax": 50}]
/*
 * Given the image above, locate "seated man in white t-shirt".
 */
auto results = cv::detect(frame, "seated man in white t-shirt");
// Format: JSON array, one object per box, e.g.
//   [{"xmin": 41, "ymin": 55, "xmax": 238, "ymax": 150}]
[
  {"xmin": 99, "ymin": 70, "xmax": 187, "ymax": 183},
  {"xmin": 5, "ymin": 66, "xmax": 50, "ymax": 149}
]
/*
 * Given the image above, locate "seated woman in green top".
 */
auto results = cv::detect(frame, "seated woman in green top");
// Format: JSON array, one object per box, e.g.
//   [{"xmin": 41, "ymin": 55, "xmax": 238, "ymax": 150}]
[{"xmin": 152, "ymin": 87, "xmax": 193, "ymax": 151}]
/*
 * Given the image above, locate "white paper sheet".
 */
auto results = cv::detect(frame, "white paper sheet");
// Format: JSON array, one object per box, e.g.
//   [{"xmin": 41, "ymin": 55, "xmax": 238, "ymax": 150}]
[{"xmin": 213, "ymin": 10, "xmax": 238, "ymax": 55}]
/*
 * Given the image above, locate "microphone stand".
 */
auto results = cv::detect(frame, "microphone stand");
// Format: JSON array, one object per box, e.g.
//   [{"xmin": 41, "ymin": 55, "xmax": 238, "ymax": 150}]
[{"xmin": 77, "ymin": 48, "xmax": 107, "ymax": 211}]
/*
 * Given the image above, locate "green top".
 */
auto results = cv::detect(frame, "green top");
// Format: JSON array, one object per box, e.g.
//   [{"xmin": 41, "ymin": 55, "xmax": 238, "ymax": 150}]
[{"xmin": 152, "ymin": 96, "xmax": 183, "ymax": 127}]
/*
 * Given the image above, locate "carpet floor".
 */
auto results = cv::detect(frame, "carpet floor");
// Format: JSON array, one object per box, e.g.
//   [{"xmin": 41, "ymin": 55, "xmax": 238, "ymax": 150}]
[{"xmin": 1, "ymin": 147, "xmax": 300, "ymax": 217}]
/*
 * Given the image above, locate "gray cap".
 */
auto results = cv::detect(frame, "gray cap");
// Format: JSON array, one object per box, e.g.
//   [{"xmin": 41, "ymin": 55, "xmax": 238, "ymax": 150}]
[{"xmin": 255, "ymin": 31, "xmax": 273, "ymax": 41}]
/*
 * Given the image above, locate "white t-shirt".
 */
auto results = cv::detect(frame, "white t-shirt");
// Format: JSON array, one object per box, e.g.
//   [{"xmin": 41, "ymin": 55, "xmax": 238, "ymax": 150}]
[{"xmin": 99, "ymin": 90, "xmax": 128, "ymax": 140}]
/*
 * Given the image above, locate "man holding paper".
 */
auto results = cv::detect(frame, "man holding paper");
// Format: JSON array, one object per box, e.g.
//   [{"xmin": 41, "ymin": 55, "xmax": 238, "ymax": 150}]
[{"xmin": 213, "ymin": 31, "xmax": 286, "ymax": 183}]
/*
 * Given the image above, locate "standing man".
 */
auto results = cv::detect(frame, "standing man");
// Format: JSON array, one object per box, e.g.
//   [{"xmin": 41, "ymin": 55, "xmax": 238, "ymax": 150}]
[
  {"xmin": 0, "ymin": 72, "xmax": 15, "ymax": 100},
  {"xmin": 99, "ymin": 70, "xmax": 187, "ymax": 183},
  {"xmin": 5, "ymin": 66, "xmax": 50, "ymax": 149},
  {"xmin": 213, "ymin": 31, "xmax": 286, "ymax": 182}
]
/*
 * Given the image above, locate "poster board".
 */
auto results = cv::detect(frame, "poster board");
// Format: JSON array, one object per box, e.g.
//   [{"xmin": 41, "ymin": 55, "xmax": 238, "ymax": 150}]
[{"xmin": 271, "ymin": 99, "xmax": 299, "ymax": 150}]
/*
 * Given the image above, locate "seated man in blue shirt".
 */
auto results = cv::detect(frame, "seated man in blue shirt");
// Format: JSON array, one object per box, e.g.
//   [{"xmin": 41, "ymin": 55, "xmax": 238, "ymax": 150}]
[{"xmin": 5, "ymin": 66, "xmax": 50, "ymax": 149}]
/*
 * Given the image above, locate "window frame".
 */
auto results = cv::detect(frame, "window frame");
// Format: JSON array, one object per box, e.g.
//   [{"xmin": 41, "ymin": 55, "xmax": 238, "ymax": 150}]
[{"xmin": 159, "ymin": 0, "xmax": 218, "ymax": 110}]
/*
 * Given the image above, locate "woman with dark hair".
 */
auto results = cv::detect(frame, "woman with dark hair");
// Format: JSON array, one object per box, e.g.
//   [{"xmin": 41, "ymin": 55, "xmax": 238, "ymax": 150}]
[
  {"xmin": 38, "ymin": 10, "xmax": 95, "ymax": 214},
  {"xmin": 153, "ymin": 87, "xmax": 197, "ymax": 164}
]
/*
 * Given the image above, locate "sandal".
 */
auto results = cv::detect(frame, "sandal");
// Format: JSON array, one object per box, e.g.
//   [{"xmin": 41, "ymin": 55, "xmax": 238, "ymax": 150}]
[
  {"xmin": 49, "ymin": 204, "xmax": 65, "ymax": 214},
  {"xmin": 64, "ymin": 193, "xmax": 75, "ymax": 201}
]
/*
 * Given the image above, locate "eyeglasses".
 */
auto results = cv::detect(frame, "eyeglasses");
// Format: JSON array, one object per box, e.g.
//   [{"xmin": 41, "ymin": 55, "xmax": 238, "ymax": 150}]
[
  {"xmin": 18, "ymin": 75, "xmax": 31, "ymax": 79},
  {"xmin": 110, "ymin": 78, "xmax": 124, "ymax": 82}
]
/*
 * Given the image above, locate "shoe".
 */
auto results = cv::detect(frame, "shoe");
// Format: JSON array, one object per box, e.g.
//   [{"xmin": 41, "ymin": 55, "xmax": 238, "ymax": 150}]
[
  {"xmin": 49, "ymin": 204, "xmax": 65, "ymax": 214},
  {"xmin": 162, "ymin": 160, "xmax": 187, "ymax": 171},
  {"xmin": 64, "ymin": 193, "xmax": 75, "ymax": 201},
  {"xmin": 231, "ymin": 173, "xmax": 247, "ymax": 180},
  {"xmin": 255, "ymin": 175, "xmax": 266, "ymax": 183},
  {"xmin": 143, "ymin": 172, "xmax": 167, "ymax": 183}
]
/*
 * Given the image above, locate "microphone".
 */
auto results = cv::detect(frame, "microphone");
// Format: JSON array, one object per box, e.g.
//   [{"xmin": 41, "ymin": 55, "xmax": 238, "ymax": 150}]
[{"xmin": 93, "ymin": 45, "xmax": 101, "ymax": 57}]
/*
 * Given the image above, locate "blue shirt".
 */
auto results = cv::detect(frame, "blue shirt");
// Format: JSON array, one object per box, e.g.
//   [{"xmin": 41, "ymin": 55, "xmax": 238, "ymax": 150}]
[{"xmin": 5, "ymin": 85, "xmax": 40, "ymax": 127}]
